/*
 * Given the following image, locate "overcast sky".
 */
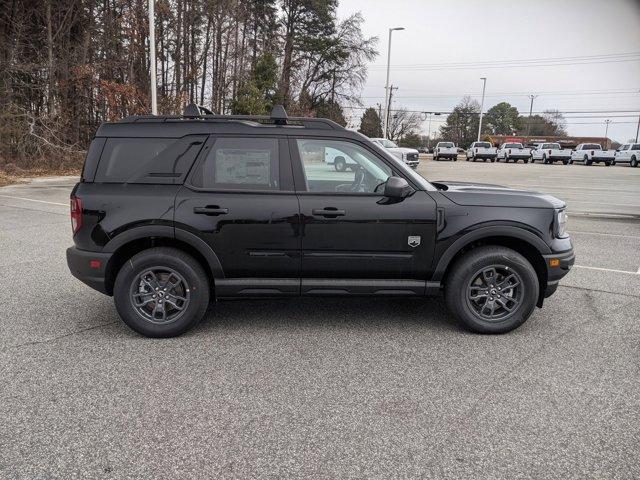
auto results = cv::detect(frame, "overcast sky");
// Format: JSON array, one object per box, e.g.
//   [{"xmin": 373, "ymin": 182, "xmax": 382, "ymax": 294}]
[{"xmin": 336, "ymin": 0, "xmax": 640, "ymax": 143}]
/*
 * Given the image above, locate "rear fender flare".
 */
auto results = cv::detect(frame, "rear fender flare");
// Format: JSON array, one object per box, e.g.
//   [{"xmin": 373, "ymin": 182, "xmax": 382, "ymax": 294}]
[{"xmin": 103, "ymin": 225, "xmax": 224, "ymax": 279}]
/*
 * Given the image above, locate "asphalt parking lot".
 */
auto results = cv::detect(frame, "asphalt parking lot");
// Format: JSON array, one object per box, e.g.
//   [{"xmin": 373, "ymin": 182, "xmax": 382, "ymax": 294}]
[{"xmin": 1, "ymin": 160, "xmax": 639, "ymax": 479}]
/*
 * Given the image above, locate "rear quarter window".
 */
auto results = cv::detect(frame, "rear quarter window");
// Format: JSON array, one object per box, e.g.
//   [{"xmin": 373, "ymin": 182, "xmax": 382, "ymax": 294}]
[{"xmin": 95, "ymin": 136, "xmax": 206, "ymax": 183}]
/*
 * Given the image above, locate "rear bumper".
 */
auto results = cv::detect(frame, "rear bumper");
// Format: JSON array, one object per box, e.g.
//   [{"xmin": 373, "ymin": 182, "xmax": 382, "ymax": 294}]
[
  {"xmin": 591, "ymin": 156, "xmax": 614, "ymax": 162},
  {"xmin": 474, "ymin": 154, "xmax": 497, "ymax": 159},
  {"xmin": 66, "ymin": 246, "xmax": 112, "ymax": 295},
  {"xmin": 506, "ymin": 154, "xmax": 531, "ymax": 159},
  {"xmin": 436, "ymin": 153, "xmax": 457, "ymax": 159},
  {"xmin": 542, "ymin": 249, "xmax": 575, "ymax": 299},
  {"xmin": 549, "ymin": 155, "xmax": 571, "ymax": 161}
]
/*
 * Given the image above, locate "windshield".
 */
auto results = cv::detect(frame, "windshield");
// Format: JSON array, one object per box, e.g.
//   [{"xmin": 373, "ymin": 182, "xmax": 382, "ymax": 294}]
[
  {"xmin": 378, "ymin": 139, "xmax": 398, "ymax": 148},
  {"xmin": 475, "ymin": 142, "xmax": 491, "ymax": 148},
  {"xmin": 438, "ymin": 142, "xmax": 454, "ymax": 148},
  {"xmin": 504, "ymin": 143, "xmax": 523, "ymax": 148}
]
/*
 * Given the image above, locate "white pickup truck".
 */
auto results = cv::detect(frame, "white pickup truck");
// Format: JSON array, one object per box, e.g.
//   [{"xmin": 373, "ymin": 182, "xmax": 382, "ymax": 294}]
[
  {"xmin": 465, "ymin": 141, "xmax": 497, "ymax": 162},
  {"xmin": 496, "ymin": 142, "xmax": 532, "ymax": 163},
  {"xmin": 371, "ymin": 138, "xmax": 420, "ymax": 169},
  {"xmin": 571, "ymin": 143, "xmax": 616, "ymax": 166},
  {"xmin": 433, "ymin": 142, "xmax": 458, "ymax": 161},
  {"xmin": 614, "ymin": 143, "xmax": 640, "ymax": 167},
  {"xmin": 531, "ymin": 143, "xmax": 572, "ymax": 164}
]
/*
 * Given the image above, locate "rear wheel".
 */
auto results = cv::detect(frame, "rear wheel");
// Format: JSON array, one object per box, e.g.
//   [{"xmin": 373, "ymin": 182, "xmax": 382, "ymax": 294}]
[
  {"xmin": 445, "ymin": 246, "xmax": 539, "ymax": 334},
  {"xmin": 631, "ymin": 156, "xmax": 638, "ymax": 167},
  {"xmin": 334, "ymin": 157, "xmax": 347, "ymax": 172},
  {"xmin": 113, "ymin": 247, "xmax": 210, "ymax": 338},
  {"xmin": 605, "ymin": 161, "xmax": 611, "ymax": 166}
]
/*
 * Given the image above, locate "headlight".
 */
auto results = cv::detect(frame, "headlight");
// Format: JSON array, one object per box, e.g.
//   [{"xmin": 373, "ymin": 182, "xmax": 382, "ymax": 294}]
[
  {"xmin": 402, "ymin": 152, "xmax": 408, "ymax": 160},
  {"xmin": 555, "ymin": 209, "xmax": 568, "ymax": 238}
]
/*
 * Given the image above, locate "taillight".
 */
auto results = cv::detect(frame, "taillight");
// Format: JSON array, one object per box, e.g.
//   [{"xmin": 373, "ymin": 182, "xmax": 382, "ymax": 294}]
[
  {"xmin": 591, "ymin": 150, "xmax": 594, "ymax": 156},
  {"xmin": 70, "ymin": 195, "xmax": 83, "ymax": 236},
  {"xmin": 509, "ymin": 149, "xmax": 512, "ymax": 154},
  {"xmin": 548, "ymin": 149, "xmax": 552, "ymax": 155},
  {"xmin": 475, "ymin": 148, "xmax": 478, "ymax": 153}
]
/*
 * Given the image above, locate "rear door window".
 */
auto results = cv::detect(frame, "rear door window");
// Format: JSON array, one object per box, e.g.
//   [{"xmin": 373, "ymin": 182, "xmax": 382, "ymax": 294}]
[{"xmin": 190, "ymin": 137, "xmax": 280, "ymax": 190}]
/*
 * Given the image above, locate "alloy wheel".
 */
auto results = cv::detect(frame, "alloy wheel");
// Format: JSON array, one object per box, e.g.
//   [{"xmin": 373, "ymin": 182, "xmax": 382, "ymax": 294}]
[
  {"xmin": 130, "ymin": 267, "xmax": 191, "ymax": 324},
  {"xmin": 465, "ymin": 265, "xmax": 523, "ymax": 322}
]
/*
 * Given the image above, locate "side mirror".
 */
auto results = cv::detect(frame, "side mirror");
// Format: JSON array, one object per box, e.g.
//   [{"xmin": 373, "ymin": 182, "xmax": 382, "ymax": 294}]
[{"xmin": 384, "ymin": 176, "xmax": 412, "ymax": 198}]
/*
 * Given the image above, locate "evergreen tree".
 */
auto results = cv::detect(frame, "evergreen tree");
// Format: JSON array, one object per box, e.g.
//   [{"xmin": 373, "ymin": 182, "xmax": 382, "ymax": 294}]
[{"xmin": 358, "ymin": 107, "xmax": 383, "ymax": 137}]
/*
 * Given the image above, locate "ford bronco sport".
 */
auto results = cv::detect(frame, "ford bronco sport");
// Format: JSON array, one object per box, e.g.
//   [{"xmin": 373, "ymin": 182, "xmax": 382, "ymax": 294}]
[{"xmin": 67, "ymin": 105, "xmax": 575, "ymax": 337}]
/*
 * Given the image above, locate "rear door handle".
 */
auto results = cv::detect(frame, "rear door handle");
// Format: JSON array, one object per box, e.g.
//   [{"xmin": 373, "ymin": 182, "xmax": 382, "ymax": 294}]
[
  {"xmin": 194, "ymin": 206, "xmax": 229, "ymax": 216},
  {"xmin": 312, "ymin": 207, "xmax": 346, "ymax": 218}
]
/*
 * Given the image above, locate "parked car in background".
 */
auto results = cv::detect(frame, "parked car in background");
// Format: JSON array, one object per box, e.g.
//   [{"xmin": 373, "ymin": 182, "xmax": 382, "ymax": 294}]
[
  {"xmin": 570, "ymin": 143, "xmax": 616, "ymax": 166},
  {"xmin": 433, "ymin": 142, "xmax": 458, "ymax": 161},
  {"xmin": 531, "ymin": 143, "xmax": 572, "ymax": 165},
  {"xmin": 465, "ymin": 142, "xmax": 497, "ymax": 162},
  {"xmin": 324, "ymin": 146, "xmax": 357, "ymax": 171},
  {"xmin": 371, "ymin": 138, "xmax": 420, "ymax": 169},
  {"xmin": 614, "ymin": 143, "xmax": 640, "ymax": 167},
  {"xmin": 417, "ymin": 146, "xmax": 429, "ymax": 154},
  {"xmin": 496, "ymin": 142, "xmax": 532, "ymax": 163}
]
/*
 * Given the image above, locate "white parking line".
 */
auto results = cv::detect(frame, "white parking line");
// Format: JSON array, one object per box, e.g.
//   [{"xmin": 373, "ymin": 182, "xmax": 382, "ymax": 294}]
[
  {"xmin": 0, "ymin": 194, "xmax": 67, "ymax": 206},
  {"xmin": 574, "ymin": 265, "xmax": 639, "ymax": 275},
  {"xmin": 571, "ymin": 231, "xmax": 640, "ymax": 239}
]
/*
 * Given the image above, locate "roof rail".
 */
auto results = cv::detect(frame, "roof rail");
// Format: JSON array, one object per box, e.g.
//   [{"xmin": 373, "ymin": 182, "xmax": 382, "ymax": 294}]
[{"xmin": 118, "ymin": 104, "xmax": 344, "ymax": 130}]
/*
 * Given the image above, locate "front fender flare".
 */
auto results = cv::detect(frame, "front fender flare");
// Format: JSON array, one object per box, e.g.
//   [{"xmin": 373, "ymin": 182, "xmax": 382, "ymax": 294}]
[{"xmin": 432, "ymin": 226, "xmax": 550, "ymax": 281}]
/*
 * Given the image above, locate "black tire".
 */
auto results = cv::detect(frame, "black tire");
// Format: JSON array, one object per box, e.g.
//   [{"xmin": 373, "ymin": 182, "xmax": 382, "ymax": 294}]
[
  {"xmin": 605, "ymin": 161, "xmax": 611, "ymax": 167},
  {"xmin": 490, "ymin": 158, "xmax": 496, "ymax": 163},
  {"xmin": 334, "ymin": 157, "xmax": 347, "ymax": 172},
  {"xmin": 631, "ymin": 156, "xmax": 638, "ymax": 168},
  {"xmin": 113, "ymin": 247, "xmax": 210, "ymax": 338},
  {"xmin": 562, "ymin": 160, "xmax": 569, "ymax": 165},
  {"xmin": 445, "ymin": 246, "xmax": 539, "ymax": 334},
  {"xmin": 434, "ymin": 156, "xmax": 439, "ymax": 161},
  {"xmin": 584, "ymin": 155, "xmax": 592, "ymax": 166},
  {"xmin": 542, "ymin": 155, "xmax": 548, "ymax": 164}
]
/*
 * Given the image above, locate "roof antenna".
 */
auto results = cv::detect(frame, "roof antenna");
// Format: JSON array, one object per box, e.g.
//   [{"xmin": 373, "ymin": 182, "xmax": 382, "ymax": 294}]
[{"xmin": 270, "ymin": 105, "xmax": 288, "ymax": 125}]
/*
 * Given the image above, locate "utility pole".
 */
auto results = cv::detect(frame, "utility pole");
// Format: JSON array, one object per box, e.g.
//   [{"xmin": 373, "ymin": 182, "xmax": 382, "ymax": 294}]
[
  {"xmin": 477, "ymin": 77, "xmax": 487, "ymax": 141},
  {"xmin": 636, "ymin": 115, "xmax": 639, "ymax": 143},
  {"xmin": 423, "ymin": 112, "xmax": 441, "ymax": 149},
  {"xmin": 383, "ymin": 27, "xmax": 405, "ymax": 139},
  {"xmin": 604, "ymin": 119, "xmax": 611, "ymax": 144},
  {"xmin": 148, "ymin": 0, "xmax": 157, "ymax": 115},
  {"xmin": 386, "ymin": 85, "xmax": 398, "ymax": 138},
  {"xmin": 527, "ymin": 94, "xmax": 538, "ymax": 136}
]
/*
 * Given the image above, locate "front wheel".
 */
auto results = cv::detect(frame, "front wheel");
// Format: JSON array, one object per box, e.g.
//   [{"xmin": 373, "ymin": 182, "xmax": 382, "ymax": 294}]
[
  {"xmin": 445, "ymin": 246, "xmax": 539, "ymax": 334},
  {"xmin": 113, "ymin": 247, "xmax": 210, "ymax": 338}
]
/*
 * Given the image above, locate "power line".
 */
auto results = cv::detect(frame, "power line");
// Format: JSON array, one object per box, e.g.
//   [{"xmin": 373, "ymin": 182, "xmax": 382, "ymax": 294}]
[{"xmin": 367, "ymin": 52, "xmax": 640, "ymax": 71}]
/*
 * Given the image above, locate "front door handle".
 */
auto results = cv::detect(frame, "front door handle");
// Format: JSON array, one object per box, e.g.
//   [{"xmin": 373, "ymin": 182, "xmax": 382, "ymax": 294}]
[
  {"xmin": 312, "ymin": 207, "xmax": 346, "ymax": 218},
  {"xmin": 194, "ymin": 206, "xmax": 229, "ymax": 216}
]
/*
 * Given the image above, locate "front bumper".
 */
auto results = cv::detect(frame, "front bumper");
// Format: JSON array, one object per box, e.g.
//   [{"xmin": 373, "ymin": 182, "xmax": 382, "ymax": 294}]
[
  {"xmin": 404, "ymin": 160, "xmax": 420, "ymax": 168},
  {"xmin": 66, "ymin": 246, "xmax": 113, "ymax": 295},
  {"xmin": 541, "ymin": 248, "xmax": 575, "ymax": 299}
]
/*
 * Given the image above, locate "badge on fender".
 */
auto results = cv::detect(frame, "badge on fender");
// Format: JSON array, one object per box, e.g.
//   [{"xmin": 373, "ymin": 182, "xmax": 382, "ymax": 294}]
[{"xmin": 408, "ymin": 236, "xmax": 421, "ymax": 247}]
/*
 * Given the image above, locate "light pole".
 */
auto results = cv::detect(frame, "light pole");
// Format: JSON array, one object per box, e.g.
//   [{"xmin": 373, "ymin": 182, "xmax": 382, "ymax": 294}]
[
  {"xmin": 527, "ymin": 94, "xmax": 538, "ymax": 136},
  {"xmin": 477, "ymin": 77, "xmax": 487, "ymax": 141},
  {"xmin": 383, "ymin": 27, "xmax": 405, "ymax": 139},
  {"xmin": 148, "ymin": 0, "xmax": 158, "ymax": 115},
  {"xmin": 604, "ymin": 119, "xmax": 611, "ymax": 145},
  {"xmin": 423, "ymin": 112, "xmax": 441, "ymax": 149}
]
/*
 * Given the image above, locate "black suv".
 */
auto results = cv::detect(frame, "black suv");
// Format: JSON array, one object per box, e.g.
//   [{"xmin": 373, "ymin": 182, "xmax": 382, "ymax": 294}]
[{"xmin": 67, "ymin": 105, "xmax": 574, "ymax": 337}]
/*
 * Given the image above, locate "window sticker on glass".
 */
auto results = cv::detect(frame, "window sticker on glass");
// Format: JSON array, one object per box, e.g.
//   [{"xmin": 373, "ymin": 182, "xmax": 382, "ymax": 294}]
[{"xmin": 215, "ymin": 148, "xmax": 271, "ymax": 185}]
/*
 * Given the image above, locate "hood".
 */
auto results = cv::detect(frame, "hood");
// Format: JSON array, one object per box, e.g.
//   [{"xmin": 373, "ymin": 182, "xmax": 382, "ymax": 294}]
[
  {"xmin": 435, "ymin": 181, "xmax": 565, "ymax": 209},
  {"xmin": 390, "ymin": 147, "xmax": 419, "ymax": 154}
]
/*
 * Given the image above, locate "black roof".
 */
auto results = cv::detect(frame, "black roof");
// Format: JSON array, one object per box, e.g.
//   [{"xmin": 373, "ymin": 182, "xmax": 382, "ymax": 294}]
[{"xmin": 96, "ymin": 104, "xmax": 349, "ymax": 138}]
